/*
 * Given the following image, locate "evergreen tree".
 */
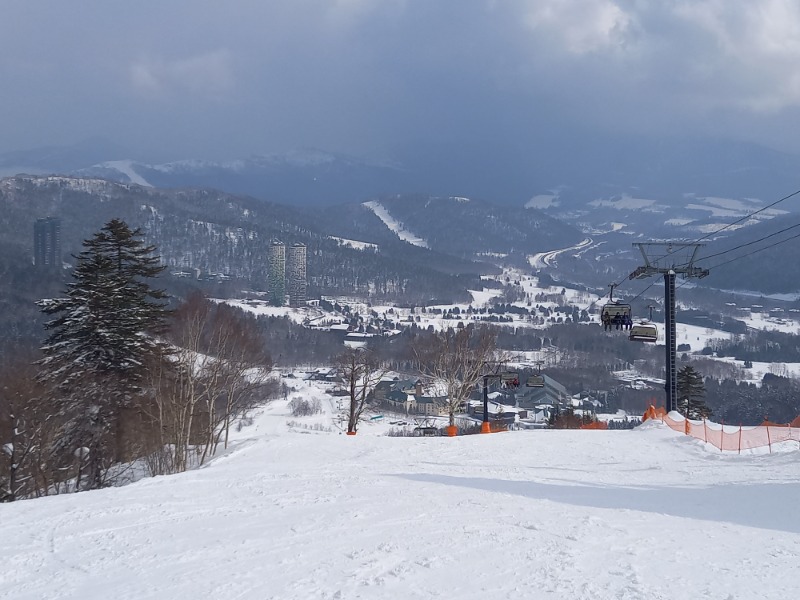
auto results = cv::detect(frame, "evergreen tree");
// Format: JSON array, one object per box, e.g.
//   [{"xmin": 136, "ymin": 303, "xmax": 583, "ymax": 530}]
[
  {"xmin": 676, "ymin": 365, "xmax": 711, "ymax": 420},
  {"xmin": 37, "ymin": 219, "xmax": 169, "ymax": 488}
]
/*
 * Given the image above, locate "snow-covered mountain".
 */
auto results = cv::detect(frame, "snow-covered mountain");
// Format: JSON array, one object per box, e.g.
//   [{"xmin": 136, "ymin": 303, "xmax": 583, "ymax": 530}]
[
  {"xmin": 0, "ymin": 138, "xmax": 131, "ymax": 177},
  {"xmin": 74, "ymin": 149, "xmax": 409, "ymax": 206},
  {"xmin": 6, "ymin": 134, "xmax": 800, "ymax": 293},
  {"xmin": 355, "ymin": 195, "xmax": 585, "ymax": 263},
  {"xmin": 7, "ymin": 133, "xmax": 800, "ymax": 214}
]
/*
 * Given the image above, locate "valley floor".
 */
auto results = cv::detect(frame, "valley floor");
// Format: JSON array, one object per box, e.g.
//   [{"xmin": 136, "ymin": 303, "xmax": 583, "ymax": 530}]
[{"xmin": 2, "ymin": 399, "xmax": 800, "ymax": 600}]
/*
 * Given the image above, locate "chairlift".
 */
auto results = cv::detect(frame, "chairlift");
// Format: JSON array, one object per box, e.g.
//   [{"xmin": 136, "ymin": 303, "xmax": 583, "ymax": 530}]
[
  {"xmin": 601, "ymin": 301, "xmax": 632, "ymax": 320},
  {"xmin": 600, "ymin": 284, "xmax": 631, "ymax": 326},
  {"xmin": 629, "ymin": 322, "xmax": 658, "ymax": 343},
  {"xmin": 526, "ymin": 375, "xmax": 545, "ymax": 388},
  {"xmin": 526, "ymin": 360, "xmax": 545, "ymax": 387},
  {"xmin": 501, "ymin": 372, "xmax": 520, "ymax": 388}
]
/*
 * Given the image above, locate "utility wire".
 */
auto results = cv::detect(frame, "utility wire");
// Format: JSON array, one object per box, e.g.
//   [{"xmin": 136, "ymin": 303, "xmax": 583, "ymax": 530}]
[
  {"xmin": 647, "ymin": 187, "xmax": 800, "ymax": 270},
  {"xmin": 630, "ymin": 280, "xmax": 658, "ymax": 302},
  {"xmin": 705, "ymin": 230, "xmax": 800, "ymax": 271},
  {"xmin": 594, "ymin": 187, "xmax": 800, "ymax": 304},
  {"xmin": 692, "ymin": 188, "xmax": 800, "ymax": 245},
  {"xmin": 695, "ymin": 219, "xmax": 800, "ymax": 263}
]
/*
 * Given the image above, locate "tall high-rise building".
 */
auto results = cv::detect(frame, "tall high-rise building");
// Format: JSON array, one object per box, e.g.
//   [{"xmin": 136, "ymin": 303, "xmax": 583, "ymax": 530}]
[
  {"xmin": 287, "ymin": 242, "xmax": 307, "ymax": 307},
  {"xmin": 268, "ymin": 240, "xmax": 286, "ymax": 306},
  {"xmin": 34, "ymin": 217, "xmax": 61, "ymax": 269}
]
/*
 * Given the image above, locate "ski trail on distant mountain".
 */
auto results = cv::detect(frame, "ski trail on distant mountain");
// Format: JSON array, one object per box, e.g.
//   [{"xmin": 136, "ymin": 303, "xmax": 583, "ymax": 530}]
[
  {"xmin": 103, "ymin": 160, "xmax": 152, "ymax": 187},
  {"xmin": 362, "ymin": 201, "xmax": 428, "ymax": 248}
]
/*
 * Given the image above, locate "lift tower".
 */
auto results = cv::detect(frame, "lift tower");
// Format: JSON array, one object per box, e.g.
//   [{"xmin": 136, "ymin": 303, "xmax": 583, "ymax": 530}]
[{"xmin": 629, "ymin": 243, "xmax": 709, "ymax": 413}]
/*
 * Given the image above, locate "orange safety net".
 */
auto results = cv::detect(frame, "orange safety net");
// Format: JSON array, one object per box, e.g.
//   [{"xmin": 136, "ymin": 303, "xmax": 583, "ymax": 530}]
[
  {"xmin": 657, "ymin": 409, "xmax": 800, "ymax": 453},
  {"xmin": 580, "ymin": 421, "xmax": 609, "ymax": 430}
]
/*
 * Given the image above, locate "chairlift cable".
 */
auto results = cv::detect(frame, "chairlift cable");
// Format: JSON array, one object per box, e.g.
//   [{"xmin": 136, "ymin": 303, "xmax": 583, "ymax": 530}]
[
  {"xmin": 629, "ymin": 187, "xmax": 800, "ymax": 273},
  {"xmin": 704, "ymin": 230, "xmax": 800, "ymax": 271},
  {"xmin": 694, "ymin": 219, "xmax": 800, "ymax": 264},
  {"xmin": 629, "ymin": 280, "xmax": 659, "ymax": 302},
  {"xmin": 690, "ymin": 187, "xmax": 800, "ymax": 245},
  {"xmin": 570, "ymin": 187, "xmax": 800, "ymax": 305}
]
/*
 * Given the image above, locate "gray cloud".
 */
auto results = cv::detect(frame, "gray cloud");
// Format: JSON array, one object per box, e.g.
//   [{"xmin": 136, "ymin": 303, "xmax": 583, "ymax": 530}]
[{"xmin": 3, "ymin": 0, "xmax": 800, "ymax": 161}]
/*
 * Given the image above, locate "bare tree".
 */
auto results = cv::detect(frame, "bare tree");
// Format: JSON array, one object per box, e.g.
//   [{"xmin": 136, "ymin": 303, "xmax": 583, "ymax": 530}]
[
  {"xmin": 144, "ymin": 293, "xmax": 273, "ymax": 474},
  {"xmin": 335, "ymin": 346, "xmax": 388, "ymax": 434},
  {"xmin": 144, "ymin": 293, "xmax": 210, "ymax": 473},
  {"xmin": 412, "ymin": 325, "xmax": 499, "ymax": 428},
  {"xmin": 0, "ymin": 356, "xmax": 61, "ymax": 501},
  {"xmin": 196, "ymin": 304, "xmax": 272, "ymax": 462}
]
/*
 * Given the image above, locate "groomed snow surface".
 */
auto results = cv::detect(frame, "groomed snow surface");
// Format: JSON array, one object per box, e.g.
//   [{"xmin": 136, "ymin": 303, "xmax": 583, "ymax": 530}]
[{"xmin": 2, "ymin": 392, "xmax": 800, "ymax": 600}]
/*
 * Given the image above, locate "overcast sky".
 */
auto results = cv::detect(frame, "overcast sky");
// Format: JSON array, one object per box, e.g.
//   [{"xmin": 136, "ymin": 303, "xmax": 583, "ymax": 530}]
[{"xmin": 3, "ymin": 0, "xmax": 800, "ymax": 162}]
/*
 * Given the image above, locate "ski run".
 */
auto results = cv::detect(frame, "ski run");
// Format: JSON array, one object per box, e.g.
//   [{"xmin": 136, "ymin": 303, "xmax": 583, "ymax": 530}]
[{"xmin": 2, "ymin": 387, "xmax": 799, "ymax": 600}]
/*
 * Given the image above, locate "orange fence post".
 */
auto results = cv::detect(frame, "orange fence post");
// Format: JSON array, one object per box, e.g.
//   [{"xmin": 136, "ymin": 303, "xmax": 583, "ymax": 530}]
[
  {"xmin": 767, "ymin": 425, "xmax": 772, "ymax": 454},
  {"xmin": 703, "ymin": 419, "xmax": 707, "ymax": 443}
]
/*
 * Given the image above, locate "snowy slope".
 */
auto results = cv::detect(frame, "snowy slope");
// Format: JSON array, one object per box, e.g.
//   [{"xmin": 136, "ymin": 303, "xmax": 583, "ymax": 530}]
[
  {"xmin": 100, "ymin": 160, "xmax": 153, "ymax": 187},
  {"xmin": 362, "ymin": 200, "xmax": 429, "ymax": 248},
  {"xmin": 2, "ymin": 399, "xmax": 799, "ymax": 600}
]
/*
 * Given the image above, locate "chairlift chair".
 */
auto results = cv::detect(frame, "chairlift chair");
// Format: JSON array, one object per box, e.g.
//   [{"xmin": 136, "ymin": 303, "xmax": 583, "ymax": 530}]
[
  {"xmin": 501, "ymin": 372, "xmax": 520, "ymax": 389},
  {"xmin": 526, "ymin": 360, "xmax": 545, "ymax": 388},
  {"xmin": 601, "ymin": 301, "xmax": 632, "ymax": 320},
  {"xmin": 629, "ymin": 322, "xmax": 658, "ymax": 343},
  {"xmin": 526, "ymin": 375, "xmax": 545, "ymax": 388}
]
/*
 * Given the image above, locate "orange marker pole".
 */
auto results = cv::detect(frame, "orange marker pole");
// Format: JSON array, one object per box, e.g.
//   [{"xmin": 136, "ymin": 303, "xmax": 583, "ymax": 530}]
[{"xmin": 738, "ymin": 424, "xmax": 742, "ymax": 455}]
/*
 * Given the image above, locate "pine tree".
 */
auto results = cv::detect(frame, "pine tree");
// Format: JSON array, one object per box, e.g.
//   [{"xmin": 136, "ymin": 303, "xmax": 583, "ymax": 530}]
[
  {"xmin": 676, "ymin": 365, "xmax": 711, "ymax": 420},
  {"xmin": 37, "ymin": 219, "xmax": 170, "ymax": 489},
  {"xmin": 86, "ymin": 219, "xmax": 169, "ymax": 335}
]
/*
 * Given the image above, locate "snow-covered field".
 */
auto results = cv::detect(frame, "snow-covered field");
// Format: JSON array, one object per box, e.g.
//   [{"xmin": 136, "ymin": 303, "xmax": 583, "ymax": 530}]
[
  {"xmin": 588, "ymin": 194, "xmax": 663, "ymax": 211},
  {"xmin": 328, "ymin": 236, "xmax": 379, "ymax": 251},
  {"xmin": 214, "ymin": 298, "xmax": 316, "ymax": 324},
  {"xmin": 2, "ymin": 393, "xmax": 800, "ymax": 600}
]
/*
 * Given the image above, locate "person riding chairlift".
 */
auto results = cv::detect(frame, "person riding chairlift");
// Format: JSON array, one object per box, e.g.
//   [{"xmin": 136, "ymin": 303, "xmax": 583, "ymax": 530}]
[{"xmin": 613, "ymin": 313, "xmax": 623, "ymax": 330}]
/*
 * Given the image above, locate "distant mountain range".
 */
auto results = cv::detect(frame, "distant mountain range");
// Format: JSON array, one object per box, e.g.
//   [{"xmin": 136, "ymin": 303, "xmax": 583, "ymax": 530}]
[
  {"xmin": 4, "ymin": 133, "xmax": 800, "ymax": 295},
  {"xmin": 73, "ymin": 150, "xmax": 409, "ymax": 206},
  {"xmin": 4, "ymin": 134, "xmax": 800, "ymax": 212}
]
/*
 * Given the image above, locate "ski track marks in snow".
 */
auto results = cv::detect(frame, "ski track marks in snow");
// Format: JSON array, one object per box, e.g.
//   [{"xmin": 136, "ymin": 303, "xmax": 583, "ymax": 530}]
[{"xmin": 2, "ymin": 401, "xmax": 800, "ymax": 600}]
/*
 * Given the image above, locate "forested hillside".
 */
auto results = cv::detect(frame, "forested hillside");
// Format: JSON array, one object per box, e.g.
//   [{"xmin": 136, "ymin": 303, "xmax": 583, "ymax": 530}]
[
  {"xmin": 698, "ymin": 213, "xmax": 800, "ymax": 294},
  {"xmin": 351, "ymin": 194, "xmax": 585, "ymax": 263},
  {"xmin": 0, "ymin": 176, "xmax": 490, "ymax": 301}
]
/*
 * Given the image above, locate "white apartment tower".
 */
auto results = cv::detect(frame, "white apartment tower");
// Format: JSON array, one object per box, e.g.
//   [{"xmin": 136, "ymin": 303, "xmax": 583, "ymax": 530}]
[
  {"xmin": 34, "ymin": 217, "xmax": 61, "ymax": 269},
  {"xmin": 268, "ymin": 240, "xmax": 286, "ymax": 306},
  {"xmin": 287, "ymin": 242, "xmax": 307, "ymax": 307}
]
